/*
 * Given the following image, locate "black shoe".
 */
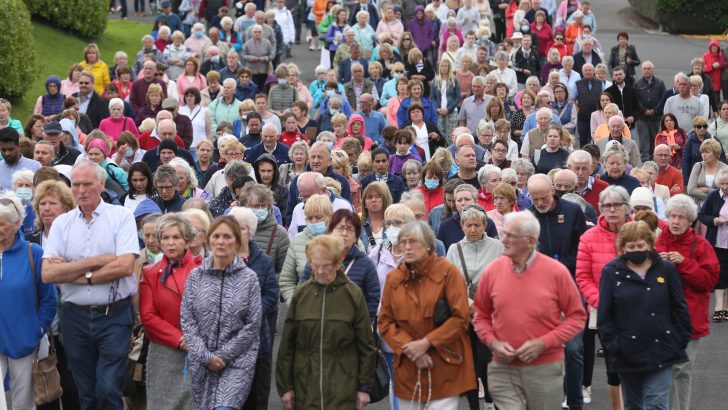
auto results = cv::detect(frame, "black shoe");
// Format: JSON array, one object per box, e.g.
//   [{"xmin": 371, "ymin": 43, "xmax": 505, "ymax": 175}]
[
  {"xmin": 713, "ymin": 310, "xmax": 723, "ymax": 322},
  {"xmin": 722, "ymin": 310, "xmax": 728, "ymax": 321}
]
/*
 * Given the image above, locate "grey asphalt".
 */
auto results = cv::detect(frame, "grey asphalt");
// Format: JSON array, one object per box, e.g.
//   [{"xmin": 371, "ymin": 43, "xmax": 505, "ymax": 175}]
[{"xmin": 111, "ymin": 1, "xmax": 728, "ymax": 409}]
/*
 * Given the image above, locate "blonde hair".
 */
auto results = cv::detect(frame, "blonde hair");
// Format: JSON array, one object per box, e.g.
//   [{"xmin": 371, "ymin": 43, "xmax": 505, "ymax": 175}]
[{"xmin": 304, "ymin": 194, "xmax": 334, "ymax": 219}]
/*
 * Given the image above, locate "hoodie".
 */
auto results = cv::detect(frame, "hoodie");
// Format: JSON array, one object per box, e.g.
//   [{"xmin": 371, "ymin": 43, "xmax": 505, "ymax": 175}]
[
  {"xmin": 39, "ymin": 75, "xmax": 65, "ymax": 117},
  {"xmin": 339, "ymin": 114, "xmax": 373, "ymax": 151},
  {"xmin": 702, "ymin": 39, "xmax": 728, "ymax": 92},
  {"xmin": 407, "ymin": 6, "xmax": 435, "ymax": 53},
  {"xmin": 253, "ymin": 153, "xmax": 288, "ymax": 212}
]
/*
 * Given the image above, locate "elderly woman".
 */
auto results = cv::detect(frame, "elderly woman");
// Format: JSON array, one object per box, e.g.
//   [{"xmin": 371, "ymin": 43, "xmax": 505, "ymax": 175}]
[
  {"xmin": 552, "ymin": 83, "xmax": 577, "ymax": 135},
  {"xmin": 181, "ymin": 208, "xmax": 210, "ymax": 259},
  {"xmin": 477, "ymin": 164, "xmax": 502, "ymax": 211},
  {"xmin": 237, "ymin": 184, "xmax": 289, "ymax": 275},
  {"xmin": 446, "ymin": 205, "xmax": 503, "ymax": 409},
  {"xmin": 360, "ymin": 181, "xmax": 393, "ymax": 250},
  {"xmin": 0, "ymin": 193, "xmax": 57, "ymax": 410},
  {"xmin": 402, "ymin": 159, "xmax": 423, "ymax": 191},
  {"xmin": 687, "ymin": 139, "xmax": 727, "ymax": 206},
  {"xmin": 438, "ymin": 183, "xmax": 498, "ymax": 250},
  {"xmin": 169, "ymin": 157, "xmax": 209, "ymax": 200},
  {"xmin": 379, "ymin": 220, "xmax": 475, "ymax": 409},
  {"xmin": 112, "ymin": 131, "xmax": 145, "ymax": 171},
  {"xmin": 655, "ymin": 195, "xmax": 720, "ymax": 408},
  {"xmin": 541, "ymin": 49, "xmax": 563, "ymax": 86},
  {"xmin": 135, "ymin": 83, "xmax": 164, "ymax": 126},
  {"xmin": 331, "ymin": 149, "xmax": 361, "ymax": 212},
  {"xmin": 164, "ymin": 31, "xmax": 191, "ymax": 81},
  {"xmin": 85, "ymin": 133, "xmax": 130, "ymax": 192},
  {"xmin": 511, "ymin": 89, "xmax": 536, "ymax": 141},
  {"xmin": 598, "ymin": 221, "xmax": 690, "ymax": 410},
  {"xmin": 140, "ymin": 214, "xmax": 202, "ymax": 410},
  {"xmin": 488, "ymin": 140, "xmax": 512, "ymax": 170},
  {"xmin": 228, "ymin": 207, "xmax": 279, "ymax": 410},
  {"xmin": 577, "ymin": 185, "xmax": 633, "ymax": 408},
  {"xmin": 179, "ymin": 87, "xmax": 211, "ymax": 158},
  {"xmin": 487, "ymin": 182, "xmax": 518, "ymax": 237},
  {"xmin": 698, "ymin": 168, "xmax": 728, "ymax": 321},
  {"xmin": 10, "ymin": 170, "xmax": 36, "ymax": 237},
  {"xmin": 99, "ymin": 98, "xmax": 140, "ymax": 142},
  {"xmin": 30, "ymin": 180, "xmax": 75, "ymax": 245},
  {"xmin": 689, "ymin": 75, "xmax": 711, "ymax": 118},
  {"xmin": 279, "ymin": 194, "xmax": 333, "ymax": 304},
  {"xmin": 683, "ymin": 116, "xmax": 725, "ymax": 185},
  {"xmin": 277, "ymin": 234, "xmax": 376, "ymax": 410},
  {"xmin": 601, "ymin": 149, "xmax": 641, "ymax": 194},
  {"xmin": 181, "ymin": 216, "xmax": 262, "ymax": 409}
]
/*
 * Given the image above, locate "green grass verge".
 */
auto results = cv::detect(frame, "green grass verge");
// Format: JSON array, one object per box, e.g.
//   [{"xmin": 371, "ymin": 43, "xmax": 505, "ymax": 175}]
[{"xmin": 14, "ymin": 19, "xmax": 150, "ymax": 120}]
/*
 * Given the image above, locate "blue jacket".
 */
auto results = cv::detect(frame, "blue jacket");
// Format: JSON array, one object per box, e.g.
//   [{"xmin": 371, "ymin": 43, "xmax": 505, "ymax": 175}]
[
  {"xmin": 338, "ymin": 57, "xmax": 369, "ymax": 84},
  {"xmin": 529, "ymin": 196, "xmax": 587, "ymax": 275},
  {"xmin": 598, "ymin": 252, "xmax": 691, "ymax": 373},
  {"xmin": 436, "ymin": 212, "xmax": 498, "ymax": 251},
  {"xmin": 396, "ymin": 96, "xmax": 438, "ymax": 127},
  {"xmin": 600, "ymin": 172, "xmax": 641, "ymax": 195},
  {"xmin": 245, "ymin": 240, "xmax": 279, "ymax": 355},
  {"xmin": 430, "ymin": 79, "xmax": 461, "ymax": 114},
  {"xmin": 285, "ymin": 166, "xmax": 352, "ymax": 225},
  {"xmin": 244, "ymin": 142, "xmax": 291, "ymax": 166},
  {"xmin": 235, "ymin": 81, "xmax": 259, "ymax": 102},
  {"xmin": 681, "ymin": 130, "xmax": 726, "ymax": 186},
  {"xmin": 360, "ymin": 173, "xmax": 407, "ymax": 203},
  {"xmin": 0, "ymin": 232, "xmax": 57, "ymax": 359},
  {"xmin": 301, "ymin": 245, "xmax": 380, "ymax": 320}
]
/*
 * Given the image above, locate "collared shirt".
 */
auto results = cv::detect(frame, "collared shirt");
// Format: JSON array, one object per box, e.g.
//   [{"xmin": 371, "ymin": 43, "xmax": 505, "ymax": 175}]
[
  {"xmin": 512, "ymin": 249, "xmax": 538, "ymax": 273},
  {"xmin": 43, "ymin": 200, "xmax": 140, "ymax": 305},
  {"xmin": 78, "ymin": 92, "xmax": 92, "ymax": 114},
  {"xmin": 264, "ymin": 142, "xmax": 277, "ymax": 154},
  {"xmin": 355, "ymin": 110, "xmax": 387, "ymax": 145},
  {"xmin": 0, "ymin": 156, "xmax": 42, "ymax": 191},
  {"xmin": 287, "ymin": 193, "xmax": 354, "ymax": 239},
  {"xmin": 458, "ymin": 94, "xmax": 491, "ymax": 134},
  {"xmin": 576, "ymin": 176, "xmax": 595, "ymax": 196}
]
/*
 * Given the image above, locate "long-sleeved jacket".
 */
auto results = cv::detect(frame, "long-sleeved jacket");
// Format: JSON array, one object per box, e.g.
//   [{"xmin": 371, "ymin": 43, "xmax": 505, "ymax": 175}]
[
  {"xmin": 378, "ymin": 254, "xmax": 476, "ymax": 400},
  {"xmin": 208, "ymin": 96, "xmax": 242, "ymax": 133},
  {"xmin": 245, "ymin": 240, "xmax": 279, "ymax": 355},
  {"xmin": 279, "ymin": 228, "xmax": 315, "ymax": 304},
  {"xmin": 702, "ymin": 39, "xmax": 728, "ymax": 92},
  {"xmin": 607, "ymin": 44, "xmax": 641, "ymax": 79},
  {"xmin": 242, "ymin": 38, "xmax": 275, "ymax": 75},
  {"xmin": 513, "ymin": 47, "xmax": 542, "ymax": 84},
  {"xmin": 431, "ymin": 77, "xmax": 461, "ymax": 115},
  {"xmin": 605, "ymin": 82, "xmax": 641, "ymax": 120},
  {"xmin": 181, "ymin": 256, "xmax": 262, "ymax": 409},
  {"xmin": 285, "ymin": 166, "xmax": 351, "ymax": 224},
  {"xmin": 687, "ymin": 160, "xmax": 728, "ymax": 203},
  {"xmin": 252, "ymin": 209, "xmax": 289, "ymax": 275},
  {"xmin": 140, "ymin": 251, "xmax": 202, "ymax": 348},
  {"xmin": 0, "ymin": 232, "xmax": 56, "ymax": 359},
  {"xmin": 529, "ymin": 196, "xmax": 587, "ymax": 274},
  {"xmin": 445, "ymin": 235, "xmax": 503, "ymax": 294},
  {"xmin": 634, "ymin": 75, "xmax": 666, "ymax": 120},
  {"xmin": 598, "ymin": 253, "xmax": 691, "ymax": 373},
  {"xmin": 300, "ymin": 245, "xmax": 381, "ymax": 320},
  {"xmin": 656, "ymin": 228, "xmax": 720, "ymax": 339},
  {"xmin": 682, "ymin": 131, "xmax": 726, "ymax": 186},
  {"xmin": 276, "ymin": 268, "xmax": 376, "ymax": 409},
  {"xmin": 408, "ymin": 14, "xmax": 435, "ymax": 54},
  {"xmin": 576, "ymin": 215, "xmax": 621, "ymax": 308}
]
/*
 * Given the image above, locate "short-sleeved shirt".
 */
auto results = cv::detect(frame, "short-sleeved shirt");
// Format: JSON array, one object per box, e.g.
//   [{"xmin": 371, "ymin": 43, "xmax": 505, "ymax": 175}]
[
  {"xmin": 458, "ymin": 95, "xmax": 491, "ymax": 134},
  {"xmin": 0, "ymin": 156, "xmax": 42, "ymax": 191},
  {"xmin": 43, "ymin": 200, "xmax": 140, "ymax": 305}
]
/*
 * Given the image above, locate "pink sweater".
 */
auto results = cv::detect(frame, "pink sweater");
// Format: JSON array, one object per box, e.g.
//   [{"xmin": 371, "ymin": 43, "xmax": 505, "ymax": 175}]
[
  {"xmin": 473, "ymin": 252, "xmax": 586, "ymax": 366},
  {"xmin": 98, "ymin": 116, "xmax": 140, "ymax": 142}
]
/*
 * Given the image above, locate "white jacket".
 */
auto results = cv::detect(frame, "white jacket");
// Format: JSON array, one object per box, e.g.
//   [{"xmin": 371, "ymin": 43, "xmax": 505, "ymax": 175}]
[{"xmin": 274, "ymin": 7, "xmax": 296, "ymax": 44}]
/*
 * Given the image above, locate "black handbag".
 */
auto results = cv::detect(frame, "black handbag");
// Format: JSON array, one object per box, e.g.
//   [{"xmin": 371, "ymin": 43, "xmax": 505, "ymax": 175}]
[
  {"xmin": 434, "ymin": 298, "xmax": 452, "ymax": 327},
  {"xmin": 370, "ymin": 319, "xmax": 390, "ymax": 404}
]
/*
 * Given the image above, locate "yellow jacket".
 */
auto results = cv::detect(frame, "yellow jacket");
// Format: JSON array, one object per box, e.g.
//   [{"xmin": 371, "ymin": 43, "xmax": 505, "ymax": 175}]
[{"xmin": 80, "ymin": 60, "xmax": 111, "ymax": 95}]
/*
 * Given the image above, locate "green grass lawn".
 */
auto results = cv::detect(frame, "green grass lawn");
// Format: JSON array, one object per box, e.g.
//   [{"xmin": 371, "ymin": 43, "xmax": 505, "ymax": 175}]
[{"xmin": 13, "ymin": 19, "xmax": 151, "ymax": 120}]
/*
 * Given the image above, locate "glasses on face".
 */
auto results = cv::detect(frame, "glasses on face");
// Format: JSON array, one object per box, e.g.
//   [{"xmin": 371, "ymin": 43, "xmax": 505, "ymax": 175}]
[
  {"xmin": 493, "ymin": 148, "xmax": 507, "ymax": 154},
  {"xmin": 668, "ymin": 214, "xmax": 689, "ymax": 222},
  {"xmin": 695, "ymin": 125, "xmax": 708, "ymax": 129},
  {"xmin": 601, "ymin": 202, "xmax": 625, "ymax": 210},
  {"xmin": 226, "ymin": 151, "xmax": 243, "ymax": 158},
  {"xmin": 156, "ymin": 185, "xmax": 175, "ymax": 192},
  {"xmin": 501, "ymin": 231, "xmax": 526, "ymax": 239},
  {"xmin": 0, "ymin": 198, "xmax": 21, "ymax": 217},
  {"xmin": 384, "ymin": 219, "xmax": 405, "ymax": 228},
  {"xmin": 155, "ymin": 72, "xmax": 164, "ymax": 77},
  {"xmin": 334, "ymin": 225, "xmax": 356, "ymax": 233}
]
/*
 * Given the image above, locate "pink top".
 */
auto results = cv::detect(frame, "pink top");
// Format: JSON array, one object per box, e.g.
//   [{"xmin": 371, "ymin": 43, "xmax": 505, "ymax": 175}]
[
  {"xmin": 473, "ymin": 252, "xmax": 586, "ymax": 366},
  {"xmin": 99, "ymin": 116, "xmax": 140, "ymax": 142},
  {"xmin": 387, "ymin": 96, "xmax": 403, "ymax": 125},
  {"xmin": 177, "ymin": 74, "xmax": 208, "ymax": 98},
  {"xmin": 60, "ymin": 79, "xmax": 79, "ymax": 97}
]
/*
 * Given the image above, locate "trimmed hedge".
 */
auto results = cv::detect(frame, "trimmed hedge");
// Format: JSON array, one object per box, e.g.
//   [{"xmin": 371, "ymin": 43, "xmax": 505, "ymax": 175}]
[
  {"xmin": 24, "ymin": 0, "xmax": 108, "ymax": 39},
  {"xmin": 0, "ymin": 0, "xmax": 37, "ymax": 100},
  {"xmin": 630, "ymin": 0, "xmax": 728, "ymax": 34}
]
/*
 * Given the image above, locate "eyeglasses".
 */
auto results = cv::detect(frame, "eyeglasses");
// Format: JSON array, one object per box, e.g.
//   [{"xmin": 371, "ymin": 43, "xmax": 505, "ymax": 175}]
[
  {"xmin": 384, "ymin": 219, "xmax": 405, "ymax": 228},
  {"xmin": 156, "ymin": 185, "xmax": 176, "ymax": 192},
  {"xmin": 0, "ymin": 198, "xmax": 21, "ymax": 218},
  {"xmin": 226, "ymin": 151, "xmax": 243, "ymax": 158},
  {"xmin": 334, "ymin": 225, "xmax": 356, "ymax": 233},
  {"xmin": 501, "ymin": 231, "xmax": 526, "ymax": 239},
  {"xmin": 155, "ymin": 73, "xmax": 165, "ymax": 77},
  {"xmin": 601, "ymin": 202, "xmax": 625, "ymax": 210},
  {"xmin": 310, "ymin": 263, "xmax": 335, "ymax": 272},
  {"xmin": 695, "ymin": 125, "xmax": 708, "ymax": 129},
  {"xmin": 493, "ymin": 148, "xmax": 507, "ymax": 154}
]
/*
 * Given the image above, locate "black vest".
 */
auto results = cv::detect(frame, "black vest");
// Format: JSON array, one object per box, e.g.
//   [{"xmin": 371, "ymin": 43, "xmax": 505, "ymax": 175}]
[{"xmin": 575, "ymin": 79, "xmax": 602, "ymax": 121}]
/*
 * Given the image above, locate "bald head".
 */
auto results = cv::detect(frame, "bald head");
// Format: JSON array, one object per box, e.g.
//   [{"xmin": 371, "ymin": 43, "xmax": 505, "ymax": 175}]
[
  {"xmin": 527, "ymin": 173, "xmax": 556, "ymax": 214},
  {"xmin": 156, "ymin": 110, "xmax": 174, "ymax": 123},
  {"xmin": 157, "ymin": 119, "xmax": 177, "ymax": 139},
  {"xmin": 554, "ymin": 169, "xmax": 578, "ymax": 192}
]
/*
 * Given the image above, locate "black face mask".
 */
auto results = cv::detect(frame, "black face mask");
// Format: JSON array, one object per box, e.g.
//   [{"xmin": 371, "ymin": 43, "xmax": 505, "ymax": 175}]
[
  {"xmin": 623, "ymin": 250, "xmax": 649, "ymax": 265},
  {"xmin": 555, "ymin": 190, "xmax": 570, "ymax": 198}
]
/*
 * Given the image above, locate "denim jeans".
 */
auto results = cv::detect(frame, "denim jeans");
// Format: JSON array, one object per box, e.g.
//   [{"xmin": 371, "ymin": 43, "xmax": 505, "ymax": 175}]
[
  {"xmin": 60, "ymin": 301, "xmax": 133, "ymax": 410},
  {"xmin": 620, "ymin": 367, "xmax": 672, "ymax": 410},
  {"xmin": 383, "ymin": 351, "xmax": 400, "ymax": 410},
  {"xmin": 564, "ymin": 332, "xmax": 584, "ymax": 409}
]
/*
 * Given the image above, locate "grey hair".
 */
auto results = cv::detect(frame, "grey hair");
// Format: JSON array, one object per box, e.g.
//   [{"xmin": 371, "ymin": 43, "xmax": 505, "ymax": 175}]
[
  {"xmin": 315, "ymin": 65, "xmax": 327, "ymax": 75},
  {"xmin": 562, "ymin": 55, "xmax": 574, "ymax": 66},
  {"xmin": 229, "ymin": 207, "xmax": 259, "ymax": 236},
  {"xmin": 503, "ymin": 211, "xmax": 540, "ymax": 239},
  {"xmin": 454, "ymin": 183, "xmax": 478, "ymax": 201},
  {"xmin": 400, "ymin": 189, "xmax": 425, "ymax": 204},
  {"xmin": 0, "ymin": 192, "xmax": 25, "ymax": 224},
  {"xmin": 598, "ymin": 185, "xmax": 632, "ymax": 214},
  {"xmin": 12, "ymin": 169, "xmax": 34, "ymax": 186},
  {"xmin": 351, "ymin": 62, "xmax": 364, "ymax": 73},
  {"xmin": 642, "ymin": 161, "xmax": 658, "ymax": 173},
  {"xmin": 601, "ymin": 148, "xmax": 628, "ymax": 164},
  {"xmin": 567, "ymin": 150, "xmax": 593, "ymax": 166},
  {"xmin": 500, "ymin": 168, "xmax": 517, "ymax": 183},
  {"xmin": 526, "ymin": 76, "xmax": 540, "ymax": 86},
  {"xmin": 674, "ymin": 72, "xmax": 689, "ymax": 83},
  {"xmin": 477, "ymin": 120, "xmax": 495, "ymax": 135},
  {"xmin": 156, "ymin": 213, "xmax": 195, "ymax": 242},
  {"xmin": 181, "ymin": 208, "xmax": 211, "ymax": 231},
  {"xmin": 262, "ymin": 123, "xmax": 278, "ymax": 134},
  {"xmin": 561, "ymin": 193, "xmax": 588, "ymax": 213},
  {"xmin": 495, "ymin": 51, "xmax": 509, "ymax": 61},
  {"xmin": 455, "ymin": 133, "xmax": 476, "ymax": 146},
  {"xmin": 665, "ymin": 194, "xmax": 698, "ymax": 222},
  {"xmin": 240, "ymin": 183, "xmax": 275, "ymax": 209},
  {"xmin": 222, "ymin": 78, "xmax": 237, "ymax": 88},
  {"xmin": 460, "ymin": 206, "xmax": 488, "ymax": 226},
  {"xmin": 608, "ymin": 115, "xmax": 625, "ymax": 127},
  {"xmin": 297, "ymin": 171, "xmax": 325, "ymax": 190},
  {"xmin": 108, "ymin": 97, "xmax": 124, "ymax": 111},
  {"xmin": 72, "ymin": 160, "xmax": 106, "ymax": 182},
  {"xmin": 471, "ymin": 75, "xmax": 486, "ymax": 86},
  {"xmin": 142, "ymin": 34, "xmax": 154, "ymax": 43},
  {"xmin": 511, "ymin": 158, "xmax": 535, "ymax": 176},
  {"xmin": 328, "ymin": 94, "xmax": 343, "ymax": 108},
  {"xmin": 555, "ymin": 169, "xmax": 578, "ymax": 186},
  {"xmin": 309, "ymin": 140, "xmax": 331, "ymax": 155},
  {"xmin": 169, "ymin": 157, "xmax": 198, "ymax": 188},
  {"xmin": 401, "ymin": 159, "xmax": 423, "ymax": 176},
  {"xmin": 224, "ymin": 160, "xmax": 249, "ymax": 182},
  {"xmin": 536, "ymin": 107, "xmax": 553, "ymax": 119},
  {"xmin": 141, "ymin": 212, "xmax": 163, "ymax": 228},
  {"xmin": 397, "ymin": 221, "xmax": 436, "ymax": 253},
  {"xmin": 478, "ymin": 164, "xmax": 502, "ymax": 184},
  {"xmin": 154, "ymin": 165, "xmax": 179, "ymax": 186},
  {"xmin": 716, "ymin": 167, "xmax": 728, "ymax": 184}
]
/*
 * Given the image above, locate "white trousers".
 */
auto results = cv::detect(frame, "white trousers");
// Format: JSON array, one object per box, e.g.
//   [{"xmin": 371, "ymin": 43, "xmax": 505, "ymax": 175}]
[{"xmin": 0, "ymin": 353, "xmax": 36, "ymax": 410}]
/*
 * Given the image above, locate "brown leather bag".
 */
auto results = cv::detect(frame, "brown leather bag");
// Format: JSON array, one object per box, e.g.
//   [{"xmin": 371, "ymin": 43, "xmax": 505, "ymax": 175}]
[{"xmin": 28, "ymin": 244, "xmax": 63, "ymax": 405}]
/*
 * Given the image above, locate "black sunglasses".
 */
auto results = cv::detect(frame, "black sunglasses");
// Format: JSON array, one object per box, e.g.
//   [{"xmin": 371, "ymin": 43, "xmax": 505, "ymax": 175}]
[{"xmin": 695, "ymin": 125, "xmax": 708, "ymax": 129}]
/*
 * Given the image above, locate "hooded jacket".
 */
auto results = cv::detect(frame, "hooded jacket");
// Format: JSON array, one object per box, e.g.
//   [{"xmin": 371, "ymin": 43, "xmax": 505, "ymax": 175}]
[
  {"xmin": 35, "ymin": 75, "xmax": 65, "ymax": 117},
  {"xmin": 702, "ymin": 39, "xmax": 728, "ymax": 92},
  {"xmin": 576, "ymin": 215, "xmax": 623, "ymax": 308},
  {"xmin": 342, "ymin": 114, "xmax": 374, "ymax": 151},
  {"xmin": 407, "ymin": 7, "xmax": 435, "ymax": 53},
  {"xmin": 245, "ymin": 240, "xmax": 279, "ymax": 355},
  {"xmin": 655, "ymin": 227, "xmax": 720, "ymax": 339},
  {"xmin": 252, "ymin": 210, "xmax": 289, "ymax": 275},
  {"xmin": 254, "ymin": 153, "xmax": 288, "ymax": 212}
]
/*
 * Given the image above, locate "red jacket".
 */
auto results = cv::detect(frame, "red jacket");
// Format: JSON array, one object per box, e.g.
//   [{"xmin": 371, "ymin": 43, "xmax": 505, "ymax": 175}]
[
  {"xmin": 581, "ymin": 177, "xmax": 608, "ymax": 216},
  {"xmin": 417, "ymin": 185, "xmax": 444, "ymax": 212},
  {"xmin": 576, "ymin": 215, "xmax": 622, "ymax": 308},
  {"xmin": 655, "ymin": 228, "xmax": 720, "ymax": 339},
  {"xmin": 477, "ymin": 189, "xmax": 496, "ymax": 211},
  {"xmin": 139, "ymin": 251, "xmax": 202, "ymax": 348},
  {"xmin": 702, "ymin": 39, "xmax": 728, "ymax": 92},
  {"xmin": 137, "ymin": 130, "xmax": 186, "ymax": 151},
  {"xmin": 278, "ymin": 130, "xmax": 308, "ymax": 147}
]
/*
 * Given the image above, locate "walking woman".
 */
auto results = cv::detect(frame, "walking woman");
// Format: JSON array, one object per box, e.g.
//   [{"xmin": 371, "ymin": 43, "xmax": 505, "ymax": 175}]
[
  {"xmin": 140, "ymin": 214, "xmax": 202, "ymax": 410},
  {"xmin": 181, "ymin": 216, "xmax": 262, "ymax": 410},
  {"xmin": 698, "ymin": 168, "xmax": 728, "ymax": 321},
  {"xmin": 431, "ymin": 58, "xmax": 461, "ymax": 144}
]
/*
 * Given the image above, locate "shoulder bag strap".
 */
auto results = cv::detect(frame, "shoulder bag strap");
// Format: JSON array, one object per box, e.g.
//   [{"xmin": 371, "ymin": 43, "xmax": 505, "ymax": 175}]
[
  {"xmin": 122, "ymin": 117, "xmax": 127, "ymax": 132},
  {"xmin": 267, "ymin": 224, "xmax": 278, "ymax": 255},
  {"xmin": 456, "ymin": 243, "xmax": 472, "ymax": 287},
  {"xmin": 689, "ymin": 239, "xmax": 697, "ymax": 259},
  {"xmin": 364, "ymin": 222, "xmax": 376, "ymax": 246},
  {"xmin": 28, "ymin": 244, "xmax": 39, "ymax": 311}
]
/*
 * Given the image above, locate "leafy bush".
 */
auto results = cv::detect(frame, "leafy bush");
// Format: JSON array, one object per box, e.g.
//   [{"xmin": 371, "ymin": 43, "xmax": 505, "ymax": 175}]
[
  {"xmin": 630, "ymin": 0, "xmax": 728, "ymax": 34},
  {"xmin": 0, "ymin": 0, "xmax": 37, "ymax": 100},
  {"xmin": 25, "ymin": 0, "xmax": 108, "ymax": 39}
]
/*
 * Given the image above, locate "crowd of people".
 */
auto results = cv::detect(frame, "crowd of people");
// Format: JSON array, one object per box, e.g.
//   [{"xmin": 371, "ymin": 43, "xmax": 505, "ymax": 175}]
[{"xmin": 1, "ymin": 0, "xmax": 728, "ymax": 409}]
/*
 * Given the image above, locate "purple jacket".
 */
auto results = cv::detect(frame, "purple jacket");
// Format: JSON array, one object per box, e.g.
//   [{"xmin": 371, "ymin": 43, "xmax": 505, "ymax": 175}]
[
  {"xmin": 407, "ymin": 16, "xmax": 435, "ymax": 53},
  {"xmin": 388, "ymin": 152, "xmax": 419, "ymax": 176}
]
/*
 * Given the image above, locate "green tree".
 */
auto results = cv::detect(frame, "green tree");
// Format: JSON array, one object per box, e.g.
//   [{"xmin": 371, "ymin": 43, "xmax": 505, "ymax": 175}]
[{"xmin": 0, "ymin": 0, "xmax": 38, "ymax": 100}]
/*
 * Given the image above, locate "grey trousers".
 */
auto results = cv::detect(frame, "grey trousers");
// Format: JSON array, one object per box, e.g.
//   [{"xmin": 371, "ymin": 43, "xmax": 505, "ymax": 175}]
[
  {"xmin": 636, "ymin": 118, "xmax": 661, "ymax": 162},
  {"xmin": 669, "ymin": 338, "xmax": 701, "ymax": 410},
  {"xmin": 0, "ymin": 353, "xmax": 35, "ymax": 410},
  {"xmin": 488, "ymin": 360, "xmax": 564, "ymax": 410}
]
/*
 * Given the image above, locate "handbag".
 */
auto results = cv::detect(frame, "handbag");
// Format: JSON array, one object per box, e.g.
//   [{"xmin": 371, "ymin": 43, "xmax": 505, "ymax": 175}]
[
  {"xmin": 433, "ymin": 298, "xmax": 452, "ymax": 327},
  {"xmin": 122, "ymin": 323, "xmax": 150, "ymax": 396},
  {"xmin": 369, "ymin": 319, "xmax": 390, "ymax": 404},
  {"xmin": 28, "ymin": 244, "xmax": 64, "ymax": 405}
]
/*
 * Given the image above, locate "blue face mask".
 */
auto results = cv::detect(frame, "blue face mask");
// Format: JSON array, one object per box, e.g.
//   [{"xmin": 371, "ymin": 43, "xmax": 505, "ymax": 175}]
[
  {"xmin": 326, "ymin": 89, "xmax": 335, "ymax": 97},
  {"xmin": 326, "ymin": 141, "xmax": 334, "ymax": 150},
  {"xmin": 252, "ymin": 208, "xmax": 269, "ymax": 222},
  {"xmin": 15, "ymin": 187, "xmax": 32, "ymax": 203},
  {"xmin": 329, "ymin": 108, "xmax": 338, "ymax": 115},
  {"xmin": 278, "ymin": 79, "xmax": 288, "ymax": 85},
  {"xmin": 424, "ymin": 178, "xmax": 439, "ymax": 190},
  {"xmin": 211, "ymin": 55, "xmax": 220, "ymax": 63},
  {"xmin": 124, "ymin": 148, "xmax": 135, "ymax": 158},
  {"xmin": 194, "ymin": 31, "xmax": 204, "ymax": 39},
  {"xmin": 393, "ymin": 73, "xmax": 403, "ymax": 81},
  {"xmin": 308, "ymin": 221, "xmax": 327, "ymax": 236}
]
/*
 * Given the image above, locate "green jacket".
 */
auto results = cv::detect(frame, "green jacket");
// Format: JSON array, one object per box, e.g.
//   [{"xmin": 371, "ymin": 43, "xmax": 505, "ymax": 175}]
[
  {"xmin": 317, "ymin": 14, "xmax": 334, "ymax": 36},
  {"xmin": 276, "ymin": 269, "xmax": 376, "ymax": 410}
]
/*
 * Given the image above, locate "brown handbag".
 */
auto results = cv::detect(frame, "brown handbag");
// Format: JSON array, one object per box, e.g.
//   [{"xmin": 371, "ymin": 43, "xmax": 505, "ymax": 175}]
[{"xmin": 28, "ymin": 244, "xmax": 63, "ymax": 405}]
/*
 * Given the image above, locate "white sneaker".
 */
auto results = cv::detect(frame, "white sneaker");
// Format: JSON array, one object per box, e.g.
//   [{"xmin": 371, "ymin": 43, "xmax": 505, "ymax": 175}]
[
  {"xmin": 583, "ymin": 386, "xmax": 592, "ymax": 404},
  {"xmin": 478, "ymin": 379, "xmax": 485, "ymax": 399},
  {"xmin": 562, "ymin": 398, "xmax": 569, "ymax": 409},
  {"xmin": 484, "ymin": 403, "xmax": 496, "ymax": 410}
]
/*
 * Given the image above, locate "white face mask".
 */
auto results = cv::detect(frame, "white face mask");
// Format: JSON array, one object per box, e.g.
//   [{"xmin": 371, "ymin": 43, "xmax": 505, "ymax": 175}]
[{"xmin": 387, "ymin": 227, "xmax": 401, "ymax": 245}]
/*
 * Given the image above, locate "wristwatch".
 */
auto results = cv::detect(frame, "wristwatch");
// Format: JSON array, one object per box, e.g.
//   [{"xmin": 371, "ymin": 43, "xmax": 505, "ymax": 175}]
[{"xmin": 85, "ymin": 271, "xmax": 93, "ymax": 285}]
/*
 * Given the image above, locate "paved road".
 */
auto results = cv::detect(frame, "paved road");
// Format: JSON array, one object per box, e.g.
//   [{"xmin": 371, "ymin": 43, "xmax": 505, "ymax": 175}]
[{"xmin": 113, "ymin": 1, "xmax": 728, "ymax": 409}]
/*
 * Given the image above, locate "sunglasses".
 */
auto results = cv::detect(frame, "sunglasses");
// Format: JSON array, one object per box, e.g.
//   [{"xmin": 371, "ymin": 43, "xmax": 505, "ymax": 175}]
[
  {"xmin": 0, "ymin": 198, "xmax": 21, "ymax": 218},
  {"xmin": 695, "ymin": 125, "xmax": 708, "ymax": 129}
]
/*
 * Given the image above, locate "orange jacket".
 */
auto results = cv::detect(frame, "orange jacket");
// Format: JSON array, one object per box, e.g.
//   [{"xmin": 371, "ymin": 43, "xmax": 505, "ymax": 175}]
[{"xmin": 313, "ymin": 0, "xmax": 328, "ymax": 24}]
